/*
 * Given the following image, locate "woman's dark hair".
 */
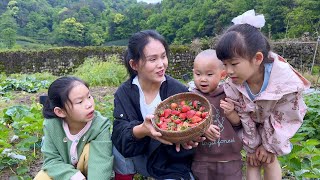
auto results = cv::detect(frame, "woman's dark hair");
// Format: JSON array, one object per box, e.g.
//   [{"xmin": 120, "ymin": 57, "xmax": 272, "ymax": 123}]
[
  {"xmin": 216, "ymin": 24, "xmax": 272, "ymax": 64},
  {"xmin": 42, "ymin": 76, "xmax": 89, "ymax": 119},
  {"xmin": 124, "ymin": 29, "xmax": 169, "ymax": 77}
]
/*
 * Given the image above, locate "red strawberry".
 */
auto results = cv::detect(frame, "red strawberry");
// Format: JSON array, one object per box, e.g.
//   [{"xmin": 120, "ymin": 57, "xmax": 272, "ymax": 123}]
[
  {"xmin": 163, "ymin": 109, "xmax": 172, "ymax": 118},
  {"xmin": 192, "ymin": 100, "xmax": 200, "ymax": 109},
  {"xmin": 179, "ymin": 113, "xmax": 187, "ymax": 120},
  {"xmin": 160, "ymin": 122, "xmax": 168, "ymax": 130},
  {"xmin": 201, "ymin": 112, "xmax": 209, "ymax": 118},
  {"xmin": 156, "ymin": 120, "xmax": 163, "ymax": 127},
  {"xmin": 199, "ymin": 106, "xmax": 206, "ymax": 112},
  {"xmin": 180, "ymin": 100, "xmax": 186, "ymax": 106},
  {"xmin": 173, "ymin": 119, "xmax": 182, "ymax": 124},
  {"xmin": 195, "ymin": 111, "xmax": 202, "ymax": 117},
  {"xmin": 191, "ymin": 116, "xmax": 202, "ymax": 123},
  {"xmin": 171, "ymin": 110, "xmax": 180, "ymax": 116},
  {"xmin": 181, "ymin": 105, "xmax": 191, "ymax": 113},
  {"xmin": 186, "ymin": 110, "xmax": 196, "ymax": 119},
  {"xmin": 163, "ymin": 118, "xmax": 171, "ymax": 123}
]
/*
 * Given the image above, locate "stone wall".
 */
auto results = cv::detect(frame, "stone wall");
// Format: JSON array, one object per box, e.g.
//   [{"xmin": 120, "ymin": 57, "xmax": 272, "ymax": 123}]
[
  {"xmin": 271, "ymin": 41, "xmax": 319, "ymax": 72},
  {"xmin": 0, "ymin": 46, "xmax": 125, "ymax": 75},
  {"xmin": 0, "ymin": 41, "xmax": 319, "ymax": 79}
]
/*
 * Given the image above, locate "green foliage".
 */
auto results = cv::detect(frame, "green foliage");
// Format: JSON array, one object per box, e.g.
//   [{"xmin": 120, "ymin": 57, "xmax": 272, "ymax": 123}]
[
  {"xmin": 9, "ymin": 72, "xmax": 57, "ymax": 82},
  {"xmin": 0, "ymin": 0, "xmax": 319, "ymax": 47},
  {"xmin": 55, "ymin": 17, "xmax": 85, "ymax": 45},
  {"xmin": 95, "ymin": 95, "xmax": 114, "ymax": 132},
  {"xmin": 298, "ymin": 94, "xmax": 320, "ymax": 140},
  {"xmin": 279, "ymin": 93, "xmax": 320, "ymax": 179},
  {"xmin": 0, "ymin": 103, "xmax": 43, "ymax": 179},
  {"xmin": 74, "ymin": 56, "xmax": 128, "ymax": 87},
  {"xmin": 0, "ymin": 77, "xmax": 50, "ymax": 94}
]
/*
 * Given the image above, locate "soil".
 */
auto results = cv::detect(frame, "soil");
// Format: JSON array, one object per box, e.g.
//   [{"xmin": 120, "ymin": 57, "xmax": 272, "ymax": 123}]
[{"xmin": 0, "ymin": 86, "xmax": 118, "ymax": 180}]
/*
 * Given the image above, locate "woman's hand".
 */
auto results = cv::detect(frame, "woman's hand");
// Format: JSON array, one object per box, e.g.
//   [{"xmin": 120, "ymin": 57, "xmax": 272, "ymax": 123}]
[
  {"xmin": 175, "ymin": 136, "xmax": 206, "ymax": 152},
  {"xmin": 133, "ymin": 114, "xmax": 173, "ymax": 145},
  {"xmin": 255, "ymin": 145, "xmax": 275, "ymax": 164}
]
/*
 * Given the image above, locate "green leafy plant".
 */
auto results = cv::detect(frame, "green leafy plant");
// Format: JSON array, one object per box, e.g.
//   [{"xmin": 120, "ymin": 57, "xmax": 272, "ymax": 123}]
[
  {"xmin": 74, "ymin": 55, "xmax": 128, "ymax": 87},
  {"xmin": 0, "ymin": 77, "xmax": 50, "ymax": 93},
  {"xmin": 95, "ymin": 95, "xmax": 114, "ymax": 132},
  {"xmin": 0, "ymin": 103, "xmax": 43, "ymax": 179},
  {"xmin": 279, "ymin": 93, "xmax": 320, "ymax": 179}
]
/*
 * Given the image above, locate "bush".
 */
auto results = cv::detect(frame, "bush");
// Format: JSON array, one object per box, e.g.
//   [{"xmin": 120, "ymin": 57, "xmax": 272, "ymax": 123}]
[{"xmin": 74, "ymin": 55, "xmax": 128, "ymax": 86}]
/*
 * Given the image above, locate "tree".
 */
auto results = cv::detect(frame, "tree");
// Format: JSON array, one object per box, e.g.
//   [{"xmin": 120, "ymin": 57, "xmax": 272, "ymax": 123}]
[
  {"xmin": 286, "ymin": 0, "xmax": 320, "ymax": 38},
  {"xmin": 1, "ymin": 28, "xmax": 16, "ymax": 48},
  {"xmin": 55, "ymin": 17, "xmax": 84, "ymax": 45}
]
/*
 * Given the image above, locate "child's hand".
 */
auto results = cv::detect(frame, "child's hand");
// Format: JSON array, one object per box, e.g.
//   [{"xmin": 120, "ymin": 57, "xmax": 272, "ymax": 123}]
[
  {"xmin": 204, "ymin": 124, "xmax": 220, "ymax": 141},
  {"xmin": 256, "ymin": 145, "xmax": 275, "ymax": 164},
  {"xmin": 220, "ymin": 98, "xmax": 235, "ymax": 115},
  {"xmin": 247, "ymin": 152, "xmax": 261, "ymax": 166}
]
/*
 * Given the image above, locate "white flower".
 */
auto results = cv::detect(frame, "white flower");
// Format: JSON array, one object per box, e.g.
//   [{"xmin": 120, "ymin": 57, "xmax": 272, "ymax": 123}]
[{"xmin": 232, "ymin": 9, "xmax": 265, "ymax": 28}]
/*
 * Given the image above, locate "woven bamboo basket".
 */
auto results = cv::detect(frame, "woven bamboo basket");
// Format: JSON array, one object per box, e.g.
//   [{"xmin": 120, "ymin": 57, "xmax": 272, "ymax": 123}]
[{"xmin": 152, "ymin": 92, "xmax": 212, "ymax": 143}]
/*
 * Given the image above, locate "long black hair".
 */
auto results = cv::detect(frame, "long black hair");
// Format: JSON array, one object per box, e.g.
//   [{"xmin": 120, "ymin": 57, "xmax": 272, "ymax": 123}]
[
  {"xmin": 42, "ymin": 76, "xmax": 89, "ymax": 119},
  {"xmin": 124, "ymin": 29, "xmax": 169, "ymax": 77}
]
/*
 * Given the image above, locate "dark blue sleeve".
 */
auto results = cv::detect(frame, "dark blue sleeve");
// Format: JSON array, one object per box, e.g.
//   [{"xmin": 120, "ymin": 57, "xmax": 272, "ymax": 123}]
[{"xmin": 111, "ymin": 89, "xmax": 150, "ymax": 158}]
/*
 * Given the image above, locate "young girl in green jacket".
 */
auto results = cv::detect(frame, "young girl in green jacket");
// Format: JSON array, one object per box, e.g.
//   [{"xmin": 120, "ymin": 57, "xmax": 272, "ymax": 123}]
[{"xmin": 34, "ymin": 76, "xmax": 113, "ymax": 180}]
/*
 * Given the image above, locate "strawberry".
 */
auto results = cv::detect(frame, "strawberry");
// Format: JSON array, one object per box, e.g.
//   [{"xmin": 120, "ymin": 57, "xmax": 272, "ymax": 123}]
[
  {"xmin": 186, "ymin": 110, "xmax": 196, "ymax": 119},
  {"xmin": 156, "ymin": 120, "xmax": 163, "ymax": 127},
  {"xmin": 201, "ymin": 112, "xmax": 209, "ymax": 118},
  {"xmin": 191, "ymin": 116, "xmax": 202, "ymax": 123},
  {"xmin": 195, "ymin": 111, "xmax": 202, "ymax": 117},
  {"xmin": 180, "ymin": 100, "xmax": 186, "ymax": 106},
  {"xmin": 163, "ymin": 109, "xmax": 172, "ymax": 118},
  {"xmin": 173, "ymin": 119, "xmax": 182, "ymax": 124},
  {"xmin": 181, "ymin": 105, "xmax": 191, "ymax": 113},
  {"xmin": 163, "ymin": 118, "xmax": 171, "ymax": 123},
  {"xmin": 160, "ymin": 122, "xmax": 168, "ymax": 130},
  {"xmin": 192, "ymin": 100, "xmax": 200, "ymax": 109},
  {"xmin": 160, "ymin": 117, "xmax": 165, "ymax": 122},
  {"xmin": 179, "ymin": 113, "xmax": 187, "ymax": 120},
  {"xmin": 171, "ymin": 110, "xmax": 180, "ymax": 116},
  {"xmin": 170, "ymin": 103, "xmax": 178, "ymax": 110},
  {"xmin": 199, "ymin": 106, "xmax": 206, "ymax": 112}
]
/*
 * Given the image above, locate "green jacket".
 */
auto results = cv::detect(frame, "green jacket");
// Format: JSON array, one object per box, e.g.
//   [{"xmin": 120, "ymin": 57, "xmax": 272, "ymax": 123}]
[{"xmin": 41, "ymin": 111, "xmax": 113, "ymax": 180}]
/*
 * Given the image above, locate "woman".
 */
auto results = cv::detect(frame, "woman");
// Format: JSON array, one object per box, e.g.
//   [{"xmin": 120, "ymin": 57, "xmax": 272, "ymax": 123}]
[{"xmin": 112, "ymin": 30, "xmax": 196, "ymax": 179}]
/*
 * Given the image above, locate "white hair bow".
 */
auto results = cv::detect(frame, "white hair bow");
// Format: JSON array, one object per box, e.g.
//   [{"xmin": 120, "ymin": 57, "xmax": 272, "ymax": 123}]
[{"xmin": 232, "ymin": 9, "xmax": 265, "ymax": 28}]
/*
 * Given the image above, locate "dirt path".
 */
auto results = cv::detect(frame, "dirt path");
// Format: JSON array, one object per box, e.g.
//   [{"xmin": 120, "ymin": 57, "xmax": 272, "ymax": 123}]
[{"xmin": 0, "ymin": 86, "xmax": 117, "ymax": 179}]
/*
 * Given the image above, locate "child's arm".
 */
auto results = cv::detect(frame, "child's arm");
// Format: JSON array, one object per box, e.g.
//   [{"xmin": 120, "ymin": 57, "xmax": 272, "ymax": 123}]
[
  {"xmin": 220, "ymin": 98, "xmax": 241, "ymax": 126},
  {"xmin": 87, "ymin": 116, "xmax": 113, "ymax": 180},
  {"xmin": 223, "ymin": 83, "xmax": 261, "ymax": 154},
  {"xmin": 260, "ymin": 92, "xmax": 307, "ymax": 156},
  {"xmin": 41, "ymin": 123, "xmax": 85, "ymax": 179}
]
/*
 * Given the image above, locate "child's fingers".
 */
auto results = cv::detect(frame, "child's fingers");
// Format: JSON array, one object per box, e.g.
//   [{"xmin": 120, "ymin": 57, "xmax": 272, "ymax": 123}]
[
  {"xmin": 211, "ymin": 125, "xmax": 220, "ymax": 131},
  {"xmin": 206, "ymin": 136, "xmax": 216, "ymax": 142},
  {"xmin": 208, "ymin": 127, "xmax": 220, "ymax": 137},
  {"xmin": 225, "ymin": 98, "xmax": 237, "ymax": 104}
]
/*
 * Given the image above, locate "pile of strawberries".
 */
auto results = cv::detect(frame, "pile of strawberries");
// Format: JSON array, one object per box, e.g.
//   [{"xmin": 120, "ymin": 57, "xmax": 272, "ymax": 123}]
[{"xmin": 156, "ymin": 100, "xmax": 209, "ymax": 131}]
